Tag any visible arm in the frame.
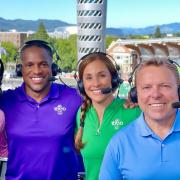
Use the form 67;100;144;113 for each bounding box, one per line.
99;141;122;180
123;94;138;109
0;109;8;158
0;110;5;132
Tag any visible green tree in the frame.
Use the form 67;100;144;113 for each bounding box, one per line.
154;26;162;38
174;32;180;37
127;34;150;39
31;22;49;41
1;42;17;64
106;36;118;49
49;35;77;72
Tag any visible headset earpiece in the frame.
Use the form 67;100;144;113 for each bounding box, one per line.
51;63;61;76
129;86;138;103
128;63;140;103
77;79;85;95
128;75;138;103
112;72;123;89
15;64;22;77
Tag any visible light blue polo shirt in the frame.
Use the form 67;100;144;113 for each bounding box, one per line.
99;110;180;180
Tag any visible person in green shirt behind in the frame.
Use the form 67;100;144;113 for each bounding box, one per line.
75;52;141;180
118;81;131;99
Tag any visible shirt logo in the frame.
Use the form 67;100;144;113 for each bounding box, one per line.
111;119;123;130
54;104;66;115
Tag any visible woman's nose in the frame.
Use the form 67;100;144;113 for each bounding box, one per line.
92;77;100;86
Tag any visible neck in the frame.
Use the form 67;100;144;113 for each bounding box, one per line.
25;84;51;103
144;112;176;139
92;95;114;123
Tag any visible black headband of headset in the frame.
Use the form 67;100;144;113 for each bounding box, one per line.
21;40;54;57
129;58;180;84
15;39;61;62
78;51;120;72
23;40;52;49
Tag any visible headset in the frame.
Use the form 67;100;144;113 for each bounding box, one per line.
14;40;61;77
75;52;123;95
128;59;180;103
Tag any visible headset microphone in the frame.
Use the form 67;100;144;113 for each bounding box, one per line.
101;87;114;94
172;102;180;109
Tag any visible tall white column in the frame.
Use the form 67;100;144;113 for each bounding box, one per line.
77;0;107;60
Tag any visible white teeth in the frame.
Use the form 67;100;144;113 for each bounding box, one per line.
32;77;43;83
151;104;164;107
93;90;101;93
32;77;43;80
92;89;102;94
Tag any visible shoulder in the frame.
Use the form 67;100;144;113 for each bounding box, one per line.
109;116;140;147
56;83;80;95
177;109;180;116
54;83;82;104
55;83;81;97
114;98;125;105
3;85;23;97
0;87;18;100
114;98;141;114
76;107;81;126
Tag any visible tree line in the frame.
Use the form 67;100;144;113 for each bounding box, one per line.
1;22;118;72
0;23;171;72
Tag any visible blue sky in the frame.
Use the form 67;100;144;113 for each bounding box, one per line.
0;0;180;28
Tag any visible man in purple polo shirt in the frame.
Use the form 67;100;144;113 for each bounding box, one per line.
0;40;82;180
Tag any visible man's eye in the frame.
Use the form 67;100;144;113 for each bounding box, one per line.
142;86;150;89
162;84;170;88
41;63;49;67
26;64;33;67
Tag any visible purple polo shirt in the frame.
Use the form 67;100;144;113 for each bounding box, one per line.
0;83;82;180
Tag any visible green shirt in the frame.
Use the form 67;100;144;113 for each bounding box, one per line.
76;98;141;180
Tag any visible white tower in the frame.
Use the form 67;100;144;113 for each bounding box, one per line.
77;0;107;60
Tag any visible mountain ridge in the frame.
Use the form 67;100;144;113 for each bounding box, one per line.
0;17;180;36
0;17;73;32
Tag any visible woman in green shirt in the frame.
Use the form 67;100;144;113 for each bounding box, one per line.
75;52;141;180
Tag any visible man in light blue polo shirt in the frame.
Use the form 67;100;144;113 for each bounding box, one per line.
99;59;180;179
0;40;82;180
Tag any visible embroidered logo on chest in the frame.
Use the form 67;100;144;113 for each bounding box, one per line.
111;119;123;130
54;104;66;115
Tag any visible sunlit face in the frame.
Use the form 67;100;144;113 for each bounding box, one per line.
83;59;114;106
136;65;179;123
21;46;52;99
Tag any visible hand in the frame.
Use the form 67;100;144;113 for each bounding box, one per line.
123;96;138;109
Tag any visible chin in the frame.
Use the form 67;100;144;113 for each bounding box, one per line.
93;98;108;104
30;85;47;92
149;113;167;121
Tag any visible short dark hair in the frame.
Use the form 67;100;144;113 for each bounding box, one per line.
20;40;53;59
